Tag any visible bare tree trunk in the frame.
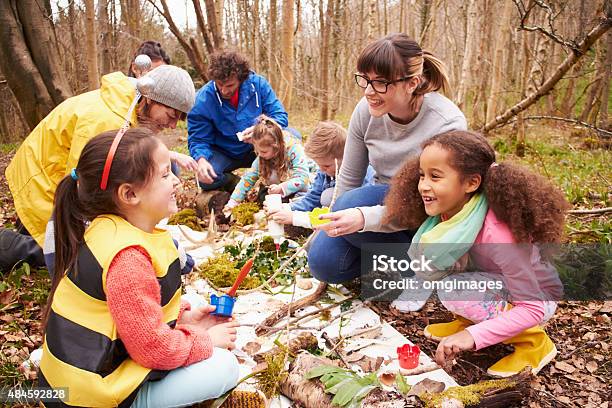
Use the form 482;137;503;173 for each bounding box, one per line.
320;0;332;120
580;35;607;123
98;0;112;75
0;0;72;129
148;0;208;82
253;0;260;70
268;0;278;89
473;0;492;126
399;0;405;32
204;0;224;49
280;0;295;109
485;0;513;124
119;0;141;47
84;0;100;90
598;31;611;126
455;0;478;111
368;0;377;40
483;17;612;132
516;28;531;157
192;0;215;55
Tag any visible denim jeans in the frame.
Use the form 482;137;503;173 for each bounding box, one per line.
131;347;240;408
307;184;413;283
199;127;301;191
200;146;257;191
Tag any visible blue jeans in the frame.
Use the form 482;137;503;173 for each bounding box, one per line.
200;146;256;191
200;127;302;191
307;184;414;283
131;347;240;408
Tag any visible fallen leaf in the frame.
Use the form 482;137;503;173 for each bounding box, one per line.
555;361;576;373
585;361;598;373
242;341;262;355
4;333;23;342
557;396;571;404
378;372;395;387
407;378;445;396
582;332;597;341
296;278;313;290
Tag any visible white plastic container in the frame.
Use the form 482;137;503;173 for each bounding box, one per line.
264;194;285;239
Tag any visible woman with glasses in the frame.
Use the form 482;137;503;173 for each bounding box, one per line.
308;33;467;293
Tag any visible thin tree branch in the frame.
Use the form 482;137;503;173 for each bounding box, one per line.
483;17;612;132
505;115;612;137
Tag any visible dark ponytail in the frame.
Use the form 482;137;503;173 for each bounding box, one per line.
43;128;161;331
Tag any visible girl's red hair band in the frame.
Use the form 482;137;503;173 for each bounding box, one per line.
100;126;129;190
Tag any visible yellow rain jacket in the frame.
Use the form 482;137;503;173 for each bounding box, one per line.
5;72;137;246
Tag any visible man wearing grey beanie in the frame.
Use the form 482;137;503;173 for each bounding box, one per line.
1;63;198;274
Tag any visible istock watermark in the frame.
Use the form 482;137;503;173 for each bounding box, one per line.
360;243;611;302
371;254;433;273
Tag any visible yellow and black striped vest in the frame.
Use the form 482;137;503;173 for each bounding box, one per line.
39;215;182;407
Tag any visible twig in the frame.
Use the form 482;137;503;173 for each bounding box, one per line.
255;281;328;336
505;115;612;137
178;224;213;245
561;335;611;359
195;173;202;194
289;296;358;326
568;207;612;215
238;232;316;295
399;362;442;376
322;332;350;368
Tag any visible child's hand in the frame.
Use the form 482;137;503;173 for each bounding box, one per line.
271;207;294;225
223;199;239;217
434;329;475;366
208;321;240;350
268;184;283;195
179;305;231;329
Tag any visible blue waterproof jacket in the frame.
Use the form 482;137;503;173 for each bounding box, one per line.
187;72;288;161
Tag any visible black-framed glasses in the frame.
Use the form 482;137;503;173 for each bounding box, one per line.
354;73;412;94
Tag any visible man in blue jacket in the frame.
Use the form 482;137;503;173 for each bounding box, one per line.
188;51;292;191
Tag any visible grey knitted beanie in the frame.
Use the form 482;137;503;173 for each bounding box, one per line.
143;65;195;113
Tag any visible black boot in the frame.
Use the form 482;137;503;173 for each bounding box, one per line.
0;229;46;273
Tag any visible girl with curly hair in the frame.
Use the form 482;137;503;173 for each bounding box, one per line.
224;116;311;210
384;130;569;377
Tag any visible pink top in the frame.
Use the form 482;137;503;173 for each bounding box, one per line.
464;210;563;350
106;246;213;370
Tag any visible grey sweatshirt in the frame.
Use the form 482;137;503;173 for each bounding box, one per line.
337;92;467;233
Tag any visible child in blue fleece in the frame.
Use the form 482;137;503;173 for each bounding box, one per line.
267;122;374;228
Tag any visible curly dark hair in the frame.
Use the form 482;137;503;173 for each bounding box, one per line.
208;51;251;82
384;130;570;243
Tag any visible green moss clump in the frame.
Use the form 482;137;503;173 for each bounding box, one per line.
419;379;515;408
198;253;259;290
260;236;277;252
231;202;261;225
167;208;203;231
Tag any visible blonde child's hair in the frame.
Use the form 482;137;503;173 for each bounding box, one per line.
305;121;347;160
251;115;288;183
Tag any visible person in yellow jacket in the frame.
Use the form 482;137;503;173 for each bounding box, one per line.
1;64;197;272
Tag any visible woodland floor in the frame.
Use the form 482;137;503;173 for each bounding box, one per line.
0;119;610;407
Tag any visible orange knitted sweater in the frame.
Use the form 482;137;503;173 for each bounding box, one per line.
106;246;213;370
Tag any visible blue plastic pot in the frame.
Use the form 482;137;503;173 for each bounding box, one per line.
210;294;236;317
